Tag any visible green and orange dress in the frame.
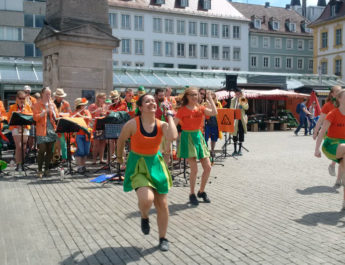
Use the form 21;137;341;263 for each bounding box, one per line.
123;117;172;194
176;105;210;159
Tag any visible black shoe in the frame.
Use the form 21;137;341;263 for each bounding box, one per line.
237;150;242;156
197;191;211;203
21;164;25;171
159;238;169;252
141;218;150;235
15;164;19;171
189;194;199;206
232;151;238;156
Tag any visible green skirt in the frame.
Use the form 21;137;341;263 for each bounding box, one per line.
322;136;345;163
123;151;172;194
178;130;210;159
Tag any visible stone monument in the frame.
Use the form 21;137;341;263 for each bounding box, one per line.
35;0;119;104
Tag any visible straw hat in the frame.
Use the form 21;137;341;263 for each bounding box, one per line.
23;85;31;92
110;90;120;99
75;97;88;107
53;88;67;98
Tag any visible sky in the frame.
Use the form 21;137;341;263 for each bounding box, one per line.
231;0;321;8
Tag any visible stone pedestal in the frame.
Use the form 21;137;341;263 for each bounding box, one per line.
35;0;119;106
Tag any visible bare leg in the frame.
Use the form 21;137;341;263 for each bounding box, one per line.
153;191;169;238
187;158;198;194
13;135;22;164
136;187;154;218
99;140;106;163
199;157;212;193
92;139;100;163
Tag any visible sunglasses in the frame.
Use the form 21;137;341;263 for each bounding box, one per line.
18;97;26;100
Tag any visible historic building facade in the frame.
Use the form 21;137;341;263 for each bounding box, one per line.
108;0;249;71
232;2;313;74
309;0;345;81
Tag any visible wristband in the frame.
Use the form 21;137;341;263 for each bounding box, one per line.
167;113;174;117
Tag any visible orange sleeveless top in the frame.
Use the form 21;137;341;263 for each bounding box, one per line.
131;117;163;155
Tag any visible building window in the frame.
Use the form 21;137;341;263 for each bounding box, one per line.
336;28;342;46
122;61;131;67
189;22;197;35
297;58;304;69
233;68;241;71
113;48;118;54
335;59;342;76
321;32;328;49
274;57;281;68
121;39;131;54
200;23;208;37
177;20;185;35
286;39;293;49
134;16;144;31
153;41;162;56
331;5;336;17
308;40;313;50
0;26;23;41
308;59;313;70
263;37;270;48
135;40;144;55
24;14;45;28
211;46;219;60
297;40;304;50
289;23;296;32
250;56;257;68
222;25;230;38
1;0;23;11
177;43;185;57
222;46;230;60
135;62;144;67
153;18;162;32
251;36;258;48
165;42;174;57
25;43;41;57
233;47;240;60
154;63;174;68
211;24;219;38
211;67;219;70
274;38;282;49
286;57;292;69
263;56;270;68
165;19;174;34
200;66;208;70
109;13;117;28
200;45;208;59
121;14;131;29
188;44;197;58
233;26;240;39
321;61;327;74
254;19;261;29
272;21;280;30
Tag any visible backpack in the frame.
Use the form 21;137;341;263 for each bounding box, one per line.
296;103;301;114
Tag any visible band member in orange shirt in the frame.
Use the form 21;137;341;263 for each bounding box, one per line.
8;91;32;171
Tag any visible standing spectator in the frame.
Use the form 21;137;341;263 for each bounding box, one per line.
308;102;317;135
294;98;311;136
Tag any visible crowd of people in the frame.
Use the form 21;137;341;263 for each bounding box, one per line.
1;84;249;251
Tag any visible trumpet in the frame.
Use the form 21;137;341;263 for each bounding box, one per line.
239;97;248;106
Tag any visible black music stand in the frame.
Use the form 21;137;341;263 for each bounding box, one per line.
56;118;88;176
9;112;34;176
93;111;130;174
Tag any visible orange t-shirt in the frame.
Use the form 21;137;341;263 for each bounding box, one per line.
326;108;345;139
176;105;205;131
321;101;335;115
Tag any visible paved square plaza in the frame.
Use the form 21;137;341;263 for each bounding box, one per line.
1;131;345;265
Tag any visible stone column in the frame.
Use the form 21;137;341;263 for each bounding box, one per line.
35;0;119;106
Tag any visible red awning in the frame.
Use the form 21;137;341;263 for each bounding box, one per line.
216;89;310;100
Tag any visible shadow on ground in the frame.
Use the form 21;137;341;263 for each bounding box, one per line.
60;246;158;265
296;186;339;195
126;202;194;218
295;210;345;227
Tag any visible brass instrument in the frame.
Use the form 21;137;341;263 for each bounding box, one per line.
239;97;248;107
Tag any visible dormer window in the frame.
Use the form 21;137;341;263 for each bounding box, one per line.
254;19;261;29
331;5;336;16
289;23;296;32
200;0;211;10
272;21;280;30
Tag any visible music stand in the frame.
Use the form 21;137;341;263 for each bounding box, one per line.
56;118;88;176
9;112;34;176
93;111;130;174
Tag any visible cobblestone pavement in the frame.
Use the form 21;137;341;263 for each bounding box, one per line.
1;131;345;265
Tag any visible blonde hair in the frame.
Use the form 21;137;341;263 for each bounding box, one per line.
181;87;199;107
327;85;342;102
335;89;345;107
95;93;106;107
